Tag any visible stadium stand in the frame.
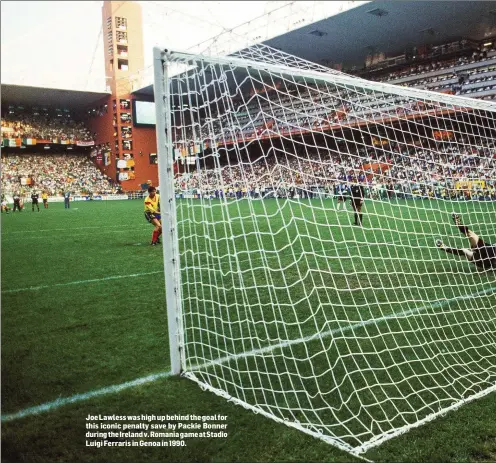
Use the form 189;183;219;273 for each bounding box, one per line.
0;105;116;200
168;40;496;203
1;154;116;197
1;106;93;142
172;40;496;150
175;138;496;201
360;41;496;101
2;40;494;204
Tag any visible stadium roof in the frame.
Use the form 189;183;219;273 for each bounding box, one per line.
133;0;496;99
263;1;496;68
1;84;110;110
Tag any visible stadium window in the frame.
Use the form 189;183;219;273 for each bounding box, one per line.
116;31;127;44
122;140;132;151
149;153;158;165
120;99;130;110
115;16;127;30
117;45;128;57
120;112;131;123
117;59;129;71
121;127;132;138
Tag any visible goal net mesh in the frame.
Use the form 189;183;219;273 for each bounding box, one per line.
157;45;496;456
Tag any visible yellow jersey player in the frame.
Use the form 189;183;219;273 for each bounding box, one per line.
42;191;49;209
144;186;162;246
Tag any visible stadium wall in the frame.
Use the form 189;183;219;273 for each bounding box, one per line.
84;95;116;180
84;94;158;192
126;98;158;189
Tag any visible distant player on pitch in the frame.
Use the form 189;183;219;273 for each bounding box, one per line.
436;213;496;270
336;182;348;211
42;190;49;209
350;176;366;226
13;193;22;212
1;198;10;214
31;191;40;212
144;186;162;246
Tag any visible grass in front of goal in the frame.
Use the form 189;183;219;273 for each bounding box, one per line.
1;198;495;462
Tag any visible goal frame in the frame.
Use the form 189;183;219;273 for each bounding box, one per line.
152;45;496;458
153;47;184;376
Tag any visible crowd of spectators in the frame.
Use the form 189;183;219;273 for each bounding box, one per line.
1;154;116;197
175;138;496;201
1;107;94;142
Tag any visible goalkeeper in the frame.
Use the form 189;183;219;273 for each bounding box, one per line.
144;186;162;246
436;213;496;270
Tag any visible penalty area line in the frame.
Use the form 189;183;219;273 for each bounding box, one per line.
2;285;494;423
1;371;172;422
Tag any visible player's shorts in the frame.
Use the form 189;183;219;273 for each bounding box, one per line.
43;199;47;203
472;240;496;270
351;198;363;209
144;212;161;223
32;199;39;204
337;195;347;202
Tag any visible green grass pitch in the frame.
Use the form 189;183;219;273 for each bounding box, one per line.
1;198;495;462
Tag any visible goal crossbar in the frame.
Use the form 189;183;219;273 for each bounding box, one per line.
158;47;496;112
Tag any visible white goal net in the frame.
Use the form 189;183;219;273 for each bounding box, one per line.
153;45;496;457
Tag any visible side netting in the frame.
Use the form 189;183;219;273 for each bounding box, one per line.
153;46;496;457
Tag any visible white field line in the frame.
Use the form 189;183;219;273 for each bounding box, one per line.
1;371;172;422
2;285;494;422
2;271;163;294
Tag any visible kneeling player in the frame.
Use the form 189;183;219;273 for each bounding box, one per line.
1;199;10;213
144;186;162;246
436;213;496;270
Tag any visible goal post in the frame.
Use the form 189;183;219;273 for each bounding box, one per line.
153;45;496;457
153;47;183;376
